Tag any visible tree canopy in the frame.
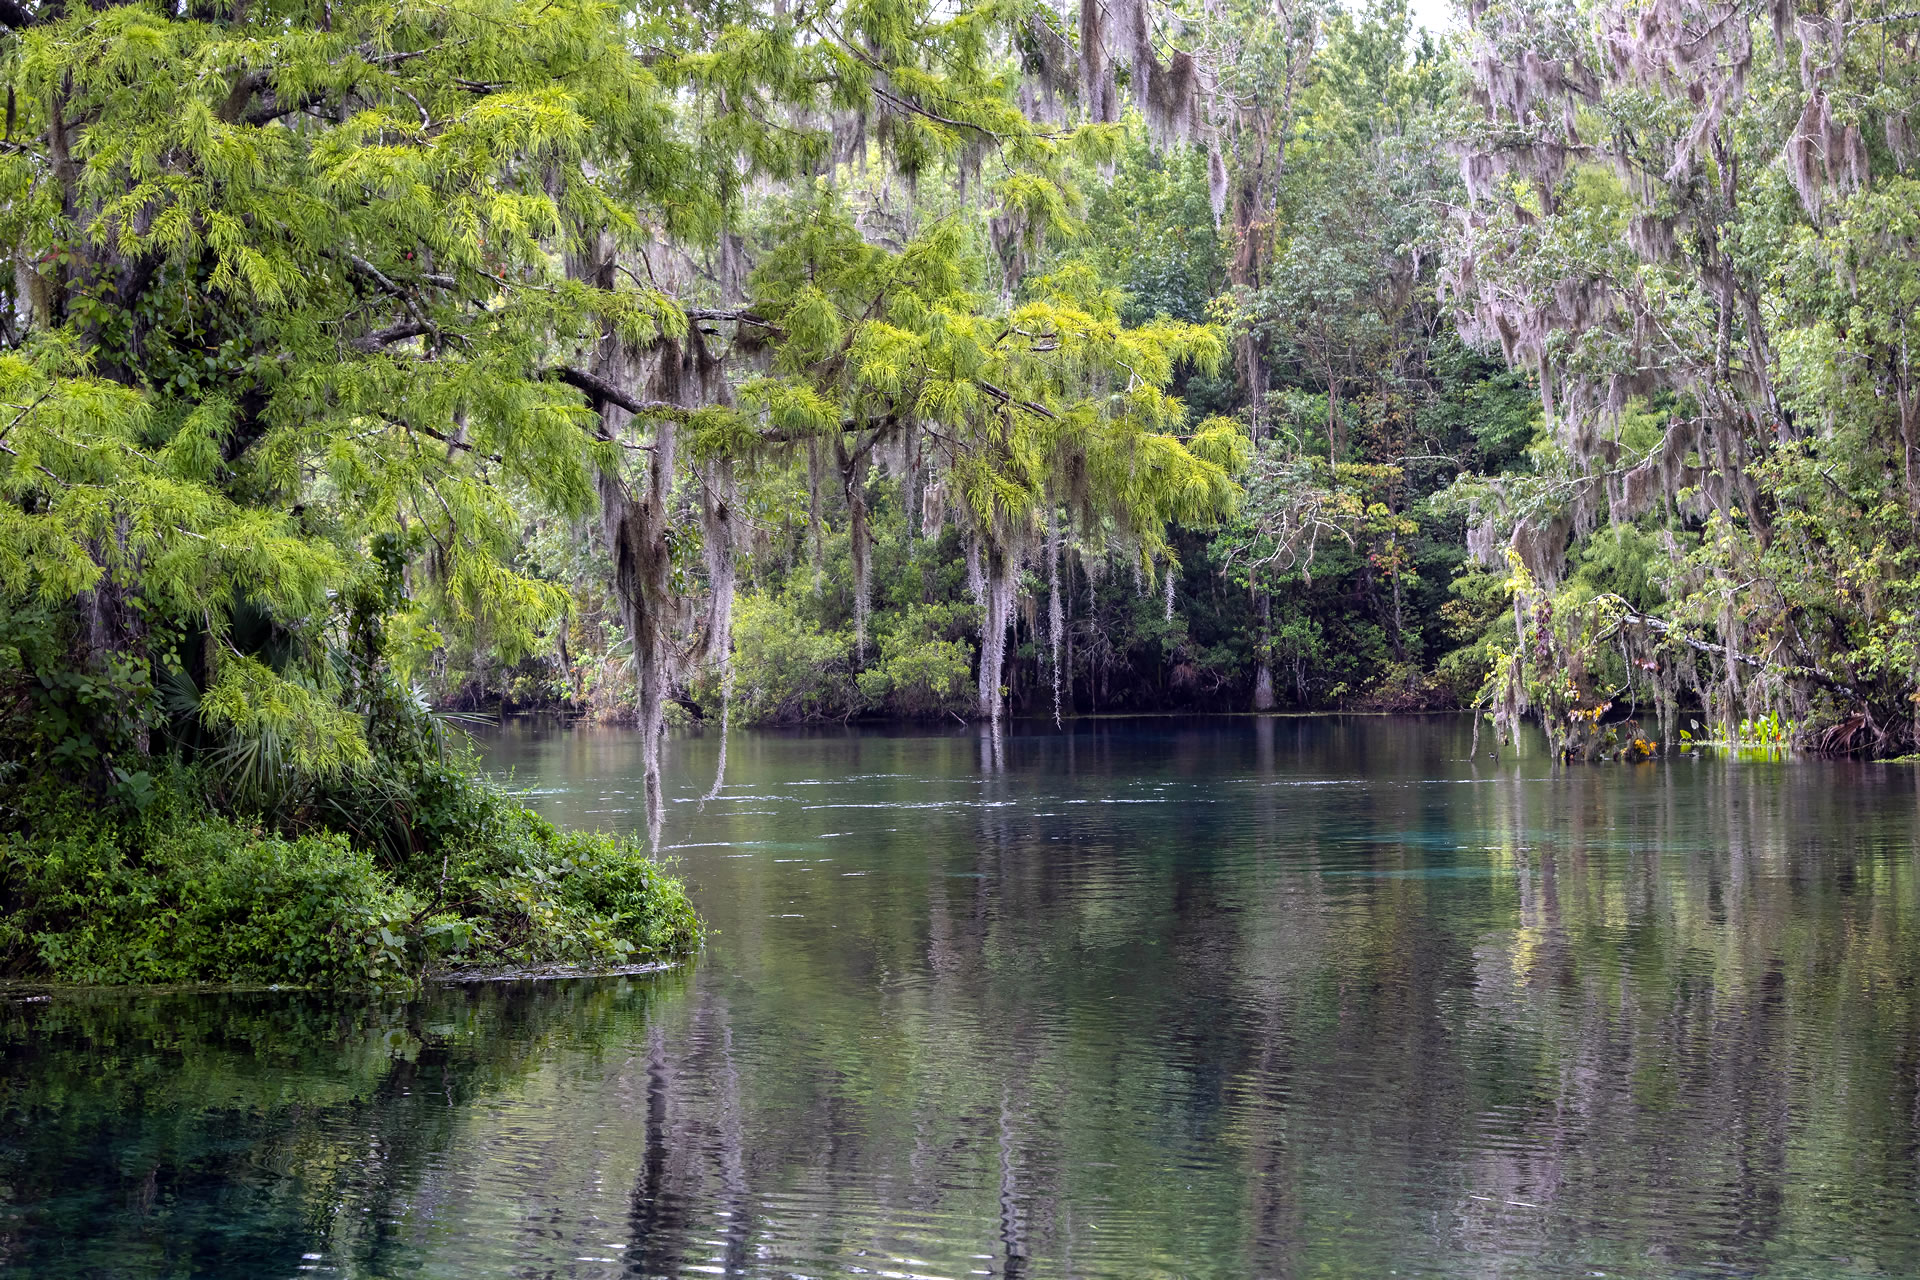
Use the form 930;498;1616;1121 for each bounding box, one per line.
0;0;1247;833
9;0;1920;859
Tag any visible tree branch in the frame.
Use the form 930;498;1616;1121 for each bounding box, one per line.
549;365;684;418
353;320;434;353
346;253;440;351
389;415;502;464
1602;598;1857;699
218;70;266;125
977;379;1056;420
243;88;333;127
688;307;786;335
0;436;67;487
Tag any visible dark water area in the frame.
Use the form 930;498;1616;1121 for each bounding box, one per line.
6;716;1920;1278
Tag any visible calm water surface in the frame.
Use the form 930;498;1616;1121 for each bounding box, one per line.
6;716;1920;1278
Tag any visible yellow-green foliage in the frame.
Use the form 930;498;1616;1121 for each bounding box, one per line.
1;0;1224;733
742;187;1244;578
0;0;695;681
197;657;372;778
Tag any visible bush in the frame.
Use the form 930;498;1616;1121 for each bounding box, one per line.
700;592;979;723
0;767;700;988
856;603;977;718
723;592;863;721
374;760;702;968
0;779;415;985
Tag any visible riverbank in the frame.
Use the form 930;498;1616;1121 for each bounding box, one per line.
0;766;700;989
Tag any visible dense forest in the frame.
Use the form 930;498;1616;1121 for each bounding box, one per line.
4;0;1920;980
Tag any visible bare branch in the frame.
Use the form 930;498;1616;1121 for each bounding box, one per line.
550;365;684;418
1601;597;1858;699
353;320;433;352
977;379;1056;420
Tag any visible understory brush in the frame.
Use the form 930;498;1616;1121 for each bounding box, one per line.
0;611;700;989
0;766;699;988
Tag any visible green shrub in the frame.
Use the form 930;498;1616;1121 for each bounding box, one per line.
0;780;416;985
0;767;700;988
374;761;702;968
856;603;977;718
700;592;979;723
723;592;863;721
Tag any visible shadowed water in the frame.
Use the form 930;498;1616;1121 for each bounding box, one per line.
5;715;1920;1278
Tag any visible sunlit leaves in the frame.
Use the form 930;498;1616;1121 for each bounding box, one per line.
0;0;719;688
198;655;372;779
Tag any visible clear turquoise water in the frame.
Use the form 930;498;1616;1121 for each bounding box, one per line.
5;715;1920;1278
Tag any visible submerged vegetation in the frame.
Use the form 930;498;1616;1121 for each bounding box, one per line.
4;0;1920;976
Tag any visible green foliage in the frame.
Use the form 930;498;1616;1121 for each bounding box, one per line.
26;0;1919;802
1568;525;1666;615
1444;0;1920;754
857;604;979;718
1073;136;1226;327
1737;712;1794;749
0;775;417;986
0;765;698;987
197;656;373;782
720;592;864;723
390;760;701;966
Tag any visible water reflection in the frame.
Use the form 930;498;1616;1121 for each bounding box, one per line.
0;976;693;1277
3;717;1919;1278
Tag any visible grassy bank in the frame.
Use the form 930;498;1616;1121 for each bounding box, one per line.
0;765;699;989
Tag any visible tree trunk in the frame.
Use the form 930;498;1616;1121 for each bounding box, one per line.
838;437;872;657
1047;507;1064;726
1390;563;1405;661
1327;376;1344;464
700;457;738;672
571;235;735;842
1252;576;1276;711
597;421;677;844
807;438;825;594
1896;368;1919;528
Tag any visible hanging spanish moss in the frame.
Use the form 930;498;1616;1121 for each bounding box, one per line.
1445;0;1918;754
1047;506;1064;727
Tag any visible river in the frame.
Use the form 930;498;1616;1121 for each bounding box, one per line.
4;716;1920;1277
